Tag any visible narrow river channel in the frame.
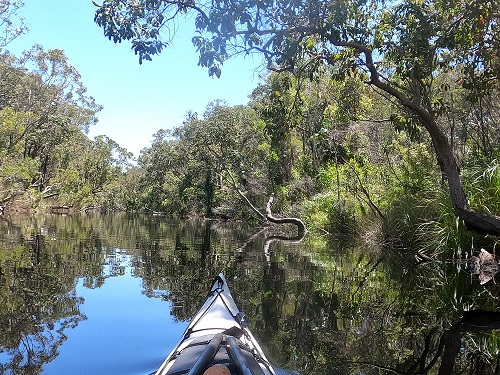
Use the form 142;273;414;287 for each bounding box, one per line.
1;213;499;374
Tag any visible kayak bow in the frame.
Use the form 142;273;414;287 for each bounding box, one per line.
155;274;275;375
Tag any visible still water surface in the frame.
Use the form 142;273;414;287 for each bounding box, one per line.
1;213;499;375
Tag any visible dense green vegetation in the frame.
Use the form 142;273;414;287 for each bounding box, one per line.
95;0;500;234
1;2;499;373
0;41;132;213
1;1;499;250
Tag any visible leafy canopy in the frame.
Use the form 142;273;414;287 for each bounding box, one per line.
94;0;500;235
95;0;498;93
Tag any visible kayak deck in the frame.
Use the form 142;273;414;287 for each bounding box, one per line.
155;274;275;375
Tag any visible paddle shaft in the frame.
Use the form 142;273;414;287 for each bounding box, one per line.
187;333;224;375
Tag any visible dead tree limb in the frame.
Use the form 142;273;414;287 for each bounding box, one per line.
225;169;267;222
224;170;307;236
266;195;307;236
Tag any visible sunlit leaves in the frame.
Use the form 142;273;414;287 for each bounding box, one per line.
390;113;422;141
94;0;499;111
134;102;269;215
464;158;500;215
95;0;169;64
0;108;30;153
91;0;500;233
54;134;132;209
0;46;118;210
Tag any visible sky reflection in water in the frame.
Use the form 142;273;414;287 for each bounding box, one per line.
46;254;187;375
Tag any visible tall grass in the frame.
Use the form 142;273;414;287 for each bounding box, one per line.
300;133;499;259
383;158;500;259
465;158;500;215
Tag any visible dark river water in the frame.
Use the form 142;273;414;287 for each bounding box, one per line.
1;213;499;375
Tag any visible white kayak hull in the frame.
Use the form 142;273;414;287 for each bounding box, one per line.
155;274;275;375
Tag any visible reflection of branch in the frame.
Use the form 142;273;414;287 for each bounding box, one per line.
349;361;404;374
350;256;384;299
405;328;445;374
402;310;500;375
229;225;306;265
438;329;460;375
263;231;306;262
234;228;267;254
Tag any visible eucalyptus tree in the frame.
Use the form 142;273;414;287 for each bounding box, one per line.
0;46;101;199
250;73;297;186
250;70;372;178
53;134;133;209
136;129;184;212
95;0;500;234
135;104;268;217
421;66;500;164
173;102;269;218
0;0;27;49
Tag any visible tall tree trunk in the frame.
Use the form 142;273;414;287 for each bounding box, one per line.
426;117;500;234
358;44;500;235
389;90;500;235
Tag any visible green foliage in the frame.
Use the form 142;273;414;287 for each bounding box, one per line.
49;134;132;210
131;103;270;218
3;0;499;244
378;135;496;255
0;46;133;212
94;0;500;235
464;158;500;216
378;134;445;247
415;195;475;258
389;113;422;141
95;0;499;96
302;192;356;234
250;73;298;185
382;133;438;203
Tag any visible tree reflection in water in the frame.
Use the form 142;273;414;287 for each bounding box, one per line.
0;213;499;375
0;232;86;374
424;309;500;375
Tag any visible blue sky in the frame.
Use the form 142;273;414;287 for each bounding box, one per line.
7;1;265;157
